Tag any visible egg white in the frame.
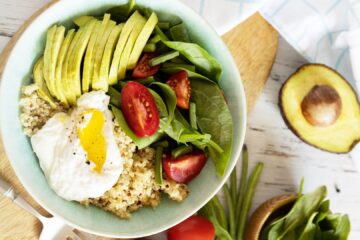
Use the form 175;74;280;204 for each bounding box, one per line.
31;91;123;201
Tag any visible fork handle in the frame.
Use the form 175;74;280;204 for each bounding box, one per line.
0;177;44;220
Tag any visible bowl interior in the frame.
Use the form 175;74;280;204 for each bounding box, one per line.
0;0;246;237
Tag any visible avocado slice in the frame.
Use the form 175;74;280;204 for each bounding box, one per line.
280;64;360;153
100;24;123;86
92;18;116;91
62;28;82;105
55;29;75;107
33;57;57;108
127;12;158;70
73;15;96;27
82;21;102;93
68;19;97;100
117;17;146;80
49;26;65;102
43;25;56;97
109;11;145;84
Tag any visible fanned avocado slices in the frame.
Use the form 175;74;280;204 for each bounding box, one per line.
117;16;146;80
49;26;65;102
82;21;102;93
73;15;96;27
62;28;82;105
43;25;57;97
55;29;76;107
92;17;116;91
280;64;360;153
100;24;123;86
68;19;97;99
127;12;158;70
33;58;57;108
109;11;145;84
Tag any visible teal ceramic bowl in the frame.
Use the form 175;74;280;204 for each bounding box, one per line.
0;0;246;238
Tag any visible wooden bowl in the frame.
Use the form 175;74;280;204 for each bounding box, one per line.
245;193;298;240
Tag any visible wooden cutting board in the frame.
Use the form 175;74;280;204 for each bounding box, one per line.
0;8;278;239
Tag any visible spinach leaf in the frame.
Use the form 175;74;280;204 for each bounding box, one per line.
267;186;327;240
162;41;222;81
148;89;167;118
150;82;177;130
164;109;212;150
160;65;211;82
190;78;233;176
318;214;351;240
108;86;121;108
111;105;163;149
298;212;318;240
106;0;136;22
169;22;191;42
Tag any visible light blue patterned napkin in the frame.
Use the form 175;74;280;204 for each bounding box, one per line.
180;0;360;92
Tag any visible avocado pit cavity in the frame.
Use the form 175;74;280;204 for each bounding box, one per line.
301;85;342;127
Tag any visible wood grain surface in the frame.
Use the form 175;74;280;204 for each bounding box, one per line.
0;2;278;239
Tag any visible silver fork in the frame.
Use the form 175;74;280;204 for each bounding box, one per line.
0;177;82;240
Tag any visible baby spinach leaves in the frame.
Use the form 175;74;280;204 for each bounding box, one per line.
190;78;233;176
162;41;222;81
260;185;351;240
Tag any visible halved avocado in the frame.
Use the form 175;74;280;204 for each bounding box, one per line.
280;64;360;153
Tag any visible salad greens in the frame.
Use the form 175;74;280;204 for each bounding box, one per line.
260;184;351;240
191;78;233;176
162;41;222;81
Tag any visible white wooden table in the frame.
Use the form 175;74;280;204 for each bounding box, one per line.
1;0;360;239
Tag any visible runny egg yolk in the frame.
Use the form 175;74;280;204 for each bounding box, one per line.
78;109;106;173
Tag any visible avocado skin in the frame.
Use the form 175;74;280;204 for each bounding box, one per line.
279;63;360;153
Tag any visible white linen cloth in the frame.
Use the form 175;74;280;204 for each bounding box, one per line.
180;0;360;92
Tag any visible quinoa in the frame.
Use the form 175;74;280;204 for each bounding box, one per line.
20;84;188;218
19;84;65;136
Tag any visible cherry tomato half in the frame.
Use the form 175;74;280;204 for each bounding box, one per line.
163;150;207;183
132;53;160;78
167;215;215;240
121;81;159;137
166;70;191;109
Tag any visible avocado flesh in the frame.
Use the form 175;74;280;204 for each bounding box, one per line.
127;12;158;70
68;19;96;100
82;21;102;93
280;64;360;153
109;11;145;84
92;18;116;91
54;28;75;107
49;26;66;103
62;28;81;105
43;25;56;97
73;15;95;27
117;16;146;80
100;24;123;86
33;58;57;108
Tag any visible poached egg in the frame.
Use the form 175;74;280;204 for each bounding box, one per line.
31;91;123;201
